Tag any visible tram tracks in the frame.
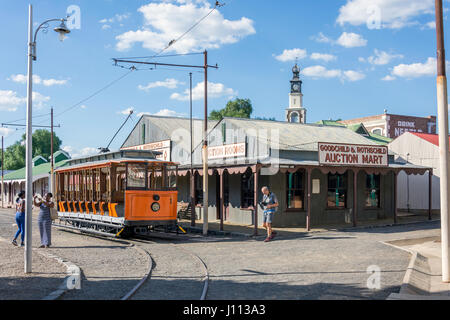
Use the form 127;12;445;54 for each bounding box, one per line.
53;227;209;300
121;236;210;301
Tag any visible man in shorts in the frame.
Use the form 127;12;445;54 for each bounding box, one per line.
260;186;279;242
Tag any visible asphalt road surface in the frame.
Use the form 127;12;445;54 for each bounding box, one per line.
0;208;440;300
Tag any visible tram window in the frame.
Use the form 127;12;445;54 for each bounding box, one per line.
127;164;147;189
167;166;178;189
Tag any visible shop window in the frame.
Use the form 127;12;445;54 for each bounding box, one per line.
194;172;203;206
327;173;347;208
241;168;254;208
365;174;381;208
286;171;304;210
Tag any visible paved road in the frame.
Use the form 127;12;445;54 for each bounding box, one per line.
0;208;441;300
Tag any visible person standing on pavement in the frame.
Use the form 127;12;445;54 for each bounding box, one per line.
260;186;279;242
34;193;54;248
12;191;25;247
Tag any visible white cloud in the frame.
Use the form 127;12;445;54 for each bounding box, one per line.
99;13;131;30
302;66;342;79
336;32;367;48
423;21;436;29
337;0;434;29
138;78;183;91
310;53;337;62
274;49;307;62
0;90;25;111
118;107;135;115
343;70;366;81
138;108;186;118
381;75;396;81
8;74;68;86
302;66;365;82
32;92;51;109
391;57;436;78
171;81;237;101
62;146;98;158
0;127;14;137
367;49;404;65
115;2;255;53
312;32;333;43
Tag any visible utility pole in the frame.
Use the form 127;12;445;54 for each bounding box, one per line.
202;51;209;236
113;51;218;236
50;107;54;194
190;72;196;227
1;135;3;209
435;0;450;283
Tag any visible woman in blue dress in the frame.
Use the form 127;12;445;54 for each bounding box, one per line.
12;191;26;247
34;192;55;248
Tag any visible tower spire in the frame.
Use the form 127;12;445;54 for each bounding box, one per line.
286;62;306;124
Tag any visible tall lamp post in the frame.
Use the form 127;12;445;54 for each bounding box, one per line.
435;0;450;283
25;4;70;273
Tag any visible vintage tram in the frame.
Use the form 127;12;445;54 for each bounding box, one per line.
54;150;179;237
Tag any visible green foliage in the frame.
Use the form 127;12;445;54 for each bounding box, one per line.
209;98;253;120
3;130;62;170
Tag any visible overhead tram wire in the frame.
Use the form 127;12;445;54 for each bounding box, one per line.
54;67;136;119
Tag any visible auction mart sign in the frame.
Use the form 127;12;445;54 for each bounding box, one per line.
318;142;388;167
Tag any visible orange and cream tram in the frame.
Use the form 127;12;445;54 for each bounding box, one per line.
54;150;179;237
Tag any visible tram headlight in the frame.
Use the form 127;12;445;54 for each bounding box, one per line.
151;202;161;212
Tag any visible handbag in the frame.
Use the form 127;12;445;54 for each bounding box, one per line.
50;207;59;220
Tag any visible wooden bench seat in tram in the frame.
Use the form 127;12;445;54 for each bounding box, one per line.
91;201;98;215
71;201;78;213
99;202;106;216
78;201;84;213
107;202;119;217
84;201;90;214
59;201;66;212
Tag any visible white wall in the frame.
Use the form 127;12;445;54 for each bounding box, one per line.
389;132;439;210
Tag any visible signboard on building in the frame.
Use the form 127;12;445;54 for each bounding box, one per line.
208;142;246;160
121;140;171;161
318;142;388;167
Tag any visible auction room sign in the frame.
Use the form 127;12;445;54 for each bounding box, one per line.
318;142;388;167
208;142;246;160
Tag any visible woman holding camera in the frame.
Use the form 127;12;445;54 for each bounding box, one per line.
34;193;54;248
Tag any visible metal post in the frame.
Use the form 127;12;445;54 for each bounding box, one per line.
307;168;311;231
25;4;33;273
436;0;450;282
253;166;259;236
50;107;54;194
220;171;224;232
202;50;209;236
353;169;358;227
1;135;4;209
429;170;433;221
190;72;195;227
394;172;398;224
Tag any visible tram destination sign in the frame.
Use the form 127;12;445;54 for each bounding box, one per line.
121;140;171;161
318;142;388;167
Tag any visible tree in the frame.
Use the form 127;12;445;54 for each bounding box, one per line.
3;130;62;170
209;98;253;120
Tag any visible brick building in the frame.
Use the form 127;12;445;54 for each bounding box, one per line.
339;113;436;139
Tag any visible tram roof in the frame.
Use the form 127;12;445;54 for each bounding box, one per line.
55;150;177;172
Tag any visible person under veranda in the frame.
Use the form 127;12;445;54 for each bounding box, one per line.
260;186;279;242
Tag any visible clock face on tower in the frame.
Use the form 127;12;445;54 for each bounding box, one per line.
292;83;300;92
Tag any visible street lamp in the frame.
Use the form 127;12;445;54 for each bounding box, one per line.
24;4;70;274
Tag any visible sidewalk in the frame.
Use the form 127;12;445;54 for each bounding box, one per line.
386;237;450;300
0;236;76;300
179;214;440;238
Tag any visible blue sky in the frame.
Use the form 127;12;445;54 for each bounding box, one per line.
0;0;448;157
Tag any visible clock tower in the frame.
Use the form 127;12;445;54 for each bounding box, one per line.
286;63;306;123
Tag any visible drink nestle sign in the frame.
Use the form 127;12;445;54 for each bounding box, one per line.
318;142;388;167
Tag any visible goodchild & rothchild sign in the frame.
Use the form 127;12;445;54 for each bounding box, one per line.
318;142;388;167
